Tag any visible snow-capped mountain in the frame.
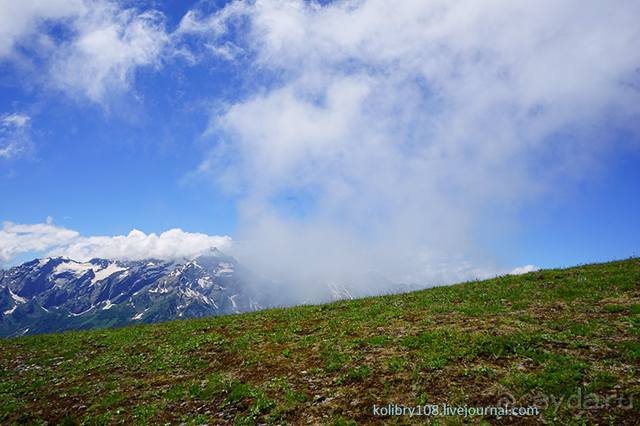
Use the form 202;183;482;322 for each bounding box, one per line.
0;250;290;338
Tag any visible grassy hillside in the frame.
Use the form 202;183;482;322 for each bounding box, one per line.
1;259;639;425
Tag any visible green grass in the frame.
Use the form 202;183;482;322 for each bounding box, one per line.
1;258;639;424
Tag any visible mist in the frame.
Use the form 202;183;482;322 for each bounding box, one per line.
188;0;640;298
3;0;638;302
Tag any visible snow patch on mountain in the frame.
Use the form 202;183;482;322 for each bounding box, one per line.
53;260;95;277
91;263;126;285
328;283;354;300
197;277;211;287
132;309;148;320
68;306;94;317
215;262;234;276
228;294;239;312
9;287;26;304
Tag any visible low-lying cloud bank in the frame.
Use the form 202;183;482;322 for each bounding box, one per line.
0;219;538;292
509;265;540;276
0;219;231;264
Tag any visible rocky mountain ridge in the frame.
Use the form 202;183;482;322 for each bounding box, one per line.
0;250;285;337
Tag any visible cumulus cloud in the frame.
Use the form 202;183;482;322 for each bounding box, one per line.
49;228;232;262
0;220;79;263
0;220;231;265
0;113;32;159
0;0;169;104
192;0;640;289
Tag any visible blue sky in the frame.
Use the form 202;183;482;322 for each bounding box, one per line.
1;0;639;286
1;49;239;236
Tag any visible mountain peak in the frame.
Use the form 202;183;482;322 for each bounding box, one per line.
0;253;254;337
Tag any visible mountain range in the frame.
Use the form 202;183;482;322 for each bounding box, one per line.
0;250;298;338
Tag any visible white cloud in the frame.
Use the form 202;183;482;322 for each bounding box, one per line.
192;0;640;289
509;265;540;276
173;3;249;62
49;5;169;103
0;220;79;262
0;0;169;104
49;228;232;262
1;113;30;128
0;220;232;264
0;0;85;58
0;113;32;159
